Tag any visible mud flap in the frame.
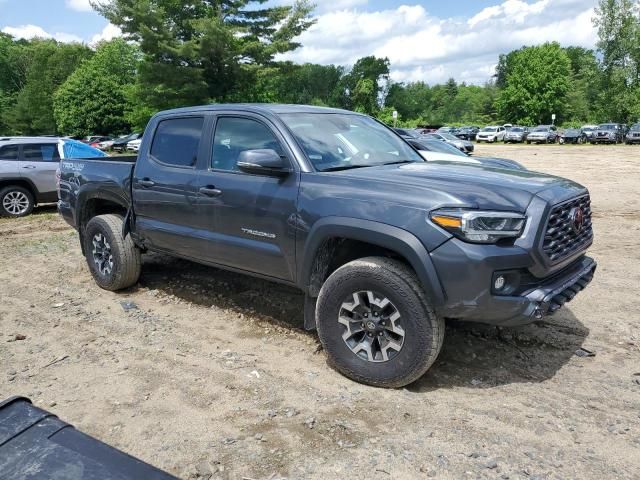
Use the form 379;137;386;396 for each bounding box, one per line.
304;294;318;331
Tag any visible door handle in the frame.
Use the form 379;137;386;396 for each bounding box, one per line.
22;165;36;169
199;186;222;197
138;179;155;188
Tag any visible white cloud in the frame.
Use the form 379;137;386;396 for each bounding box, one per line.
91;23;122;44
280;0;600;85
1;24;83;43
65;0;93;12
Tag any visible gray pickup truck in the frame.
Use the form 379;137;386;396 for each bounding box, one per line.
58;104;596;388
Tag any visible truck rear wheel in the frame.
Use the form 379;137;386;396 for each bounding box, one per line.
84;214;141;291
315;257;444;388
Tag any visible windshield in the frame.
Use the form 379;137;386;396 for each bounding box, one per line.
533;126;549;132
419;140;467;157
510;127;524;132
482;127;498;132
631;124;640;132
438;132;460;141
281;113;423;172
599;124;616;130
565;129;580;135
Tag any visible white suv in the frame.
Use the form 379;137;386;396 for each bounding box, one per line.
476;126;506;143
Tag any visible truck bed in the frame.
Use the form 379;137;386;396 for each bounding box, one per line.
58;156;137;229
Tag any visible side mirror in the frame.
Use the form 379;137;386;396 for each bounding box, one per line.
237;149;291;177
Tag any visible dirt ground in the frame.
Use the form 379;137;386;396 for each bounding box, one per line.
1;144;639;480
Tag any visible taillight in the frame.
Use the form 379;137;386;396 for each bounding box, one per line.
56;169;61;196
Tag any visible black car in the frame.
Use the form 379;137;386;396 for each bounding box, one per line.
455;126;479;141
591;123;625;144
559;128;587;144
111;132;142;152
625;123;640;144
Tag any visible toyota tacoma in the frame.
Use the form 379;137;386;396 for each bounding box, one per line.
58;104;596;388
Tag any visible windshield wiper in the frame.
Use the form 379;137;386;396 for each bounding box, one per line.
321;165;372;172
381;160;417;166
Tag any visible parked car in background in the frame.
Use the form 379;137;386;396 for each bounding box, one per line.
89;136;112;149
592;123;625;144
393;128;420;138
112;132;142;152
0;137;105;217
437;126;459;136
424;132;474;153
455;126;479;141
82;135;108;145
405;138;526;170
559;128;587;144
526;125;558;144
476;126;506;143
503;126;530;143
127;138;142;152
581;125;599;140
625;123;640;144
97;138;116;150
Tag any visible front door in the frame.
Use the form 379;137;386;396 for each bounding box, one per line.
196;115;298;282
132;115;206;257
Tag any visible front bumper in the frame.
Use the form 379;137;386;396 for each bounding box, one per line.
430;236;596;326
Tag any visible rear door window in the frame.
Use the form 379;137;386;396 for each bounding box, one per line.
0;145;20;160
150;117;204;167
22;144;61;162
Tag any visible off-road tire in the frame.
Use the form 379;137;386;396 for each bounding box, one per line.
316;257;445;388
0;186;34;217
84;214;141;291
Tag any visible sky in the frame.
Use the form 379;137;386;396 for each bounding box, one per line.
0;0;601;85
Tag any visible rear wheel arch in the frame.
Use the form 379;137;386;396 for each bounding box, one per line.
0;179;38;200
76;192;129;253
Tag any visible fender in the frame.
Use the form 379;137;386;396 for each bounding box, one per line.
299;216;446;307
75;185;129;227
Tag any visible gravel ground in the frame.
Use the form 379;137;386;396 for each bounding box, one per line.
1;144;639;479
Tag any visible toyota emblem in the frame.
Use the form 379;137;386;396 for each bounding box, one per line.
570;207;585;234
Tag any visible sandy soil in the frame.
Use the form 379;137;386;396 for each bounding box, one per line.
1;144;639;479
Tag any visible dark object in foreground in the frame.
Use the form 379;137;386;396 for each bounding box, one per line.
575;347;596;357
0;397;176;480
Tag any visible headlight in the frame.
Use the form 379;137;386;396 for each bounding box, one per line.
430;209;527;243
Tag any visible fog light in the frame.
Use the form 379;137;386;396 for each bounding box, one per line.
494;275;506;290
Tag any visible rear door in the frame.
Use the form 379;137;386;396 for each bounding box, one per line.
132;115;208;257
0;144;22;183
195;114;299;281
21;143;61;198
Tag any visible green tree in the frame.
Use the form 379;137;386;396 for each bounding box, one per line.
53;39;139;136
593;0;640;122
2;39;92;135
94;0;315;123
496;42;572;125
340;56;390;113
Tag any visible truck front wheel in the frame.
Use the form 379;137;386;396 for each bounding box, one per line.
84;214;141;291
316;257;444;388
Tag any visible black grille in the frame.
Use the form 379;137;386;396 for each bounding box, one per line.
542;195;593;262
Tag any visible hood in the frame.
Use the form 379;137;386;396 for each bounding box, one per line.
326;162;584;213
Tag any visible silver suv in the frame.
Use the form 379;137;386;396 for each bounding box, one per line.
0;137;63;217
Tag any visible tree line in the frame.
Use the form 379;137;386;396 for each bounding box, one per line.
0;0;638;137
